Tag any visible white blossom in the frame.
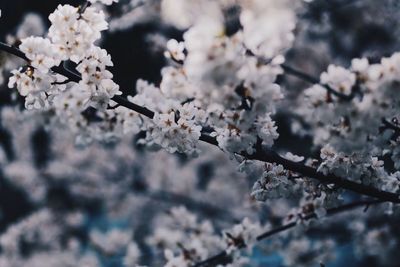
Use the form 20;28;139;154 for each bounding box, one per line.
320;65;356;95
48;5;107;62
256;114;279;147
165;39;186;61
251;164;292;200
19;37;61;72
223;218;262;254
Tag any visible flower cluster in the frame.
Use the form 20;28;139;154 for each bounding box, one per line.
148;206;223;266
151;107;203;154
48;4;107;62
7;0;295;155
320;65;356;95
222;218;263;255
251;164;292;201
298;52;400;199
8;68;67;109
9;4;119;108
7;4;123;143
19;37;61;72
76;46;121;110
148;206;264;267
150;0;293;155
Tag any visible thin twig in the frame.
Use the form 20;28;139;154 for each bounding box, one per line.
78;1;91;15
51;79;72;85
281;64;356;101
245;48;356;101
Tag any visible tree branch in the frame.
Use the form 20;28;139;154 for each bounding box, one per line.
0;42;29;61
1;42;400;204
243;147;400;203
193;199;383;267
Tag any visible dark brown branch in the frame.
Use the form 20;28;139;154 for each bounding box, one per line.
193;199;383;267
0;42;29;61
78;1;91;15
1;41;400;203
112;95;155;119
243;147;400;203
0;42;155;119
51;79;72;85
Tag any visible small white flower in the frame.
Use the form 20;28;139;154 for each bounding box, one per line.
320;65;356;95
257;114;279;147
165;39;186;61
369;156;384;170
351;58;369;74
284;152;305;162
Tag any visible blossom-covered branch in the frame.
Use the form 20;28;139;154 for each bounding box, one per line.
193;199;383;267
1;0;400;266
1;41;399;203
281;64;358;100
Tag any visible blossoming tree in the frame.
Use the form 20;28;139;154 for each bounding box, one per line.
0;0;399;266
